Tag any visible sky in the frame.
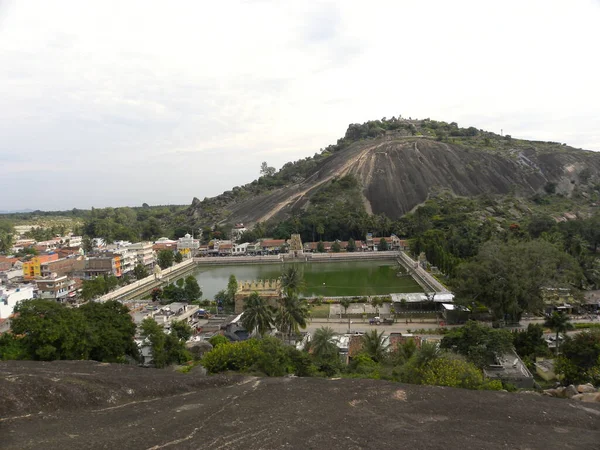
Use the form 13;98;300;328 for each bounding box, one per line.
1;0;600;211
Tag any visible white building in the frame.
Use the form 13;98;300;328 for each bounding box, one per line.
35;275;76;302
0;269;22;285
232;242;250;256
177;234;200;254
128;242;155;268
0;285;35;319
67;235;82;247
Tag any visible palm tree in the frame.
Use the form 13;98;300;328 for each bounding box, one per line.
310;326;338;360
340;298;352;331
280;265;304;298
544;311;574;355
241;292;273;337
361;330;388;362
371;297;384;315
275;295;310;341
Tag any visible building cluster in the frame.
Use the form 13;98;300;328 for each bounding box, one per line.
198;229;407;257
0;230;201;321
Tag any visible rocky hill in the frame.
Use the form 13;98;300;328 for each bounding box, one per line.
1;360;600;449
186;118;600;226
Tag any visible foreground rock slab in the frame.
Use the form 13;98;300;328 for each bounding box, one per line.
2;361;600;450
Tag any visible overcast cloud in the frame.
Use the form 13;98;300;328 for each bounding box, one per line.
1;0;599;211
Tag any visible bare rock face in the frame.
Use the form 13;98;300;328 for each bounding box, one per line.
564;385;579;399
577;383;597;394
186;135;600;226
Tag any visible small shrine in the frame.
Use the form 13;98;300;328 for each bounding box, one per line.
288;233;303;258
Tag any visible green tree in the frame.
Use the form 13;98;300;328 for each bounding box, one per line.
544;312;574;356
80;300;138;362
378;237;389;251
310;326;338;360
361;330;388;362
174;252;184;263
170;320;193;341
82;235;93;254
0;220;14;253
11;300;91;361
331;241;341;253
371;297;384;315
140;318;190;368
133;263;149;280
347;238;356;252
420;355;486;389
226;274;238;308
512;323;550;362
317;241;325;253
440;320;514;368
241;292;273;337
183;275;202;301
157;250;174;269
260;161;276;177
316;224;325;241
340;298;351;317
555;329;600;384
280;265;304;298
454;240;583;320
275;295;309;340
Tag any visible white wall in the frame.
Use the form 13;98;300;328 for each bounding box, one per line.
0;286;35;319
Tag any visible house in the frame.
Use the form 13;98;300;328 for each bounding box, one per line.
40;256;85;278
0;257;20;272
483;349;534;388
35;275;77;302
128;242;156;268
22;253;59;280
0;285;35;319
257;239;287;255
153;237;178;252
232;242;250;256
583;290;600;313
85;254;121;278
441;303;470;325
217;242;233;256
365;233;403;251
0;268;22;285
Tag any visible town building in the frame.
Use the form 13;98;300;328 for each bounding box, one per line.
40;256;85;278
67;235;82;247
483;349;534;388
22;253;59;280
128;242;156;268
177;234;200;255
0;268;22;285
232;242;250;256
35;275;76;302
0;285;35;319
85;255;121;278
153;237;178;253
258;239;287;255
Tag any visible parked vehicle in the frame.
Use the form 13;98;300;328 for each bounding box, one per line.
369;316;394;325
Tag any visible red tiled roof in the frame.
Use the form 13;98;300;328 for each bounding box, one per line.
261;239;286;247
219;244;233;249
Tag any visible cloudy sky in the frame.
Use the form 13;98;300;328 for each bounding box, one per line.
1;0;599;211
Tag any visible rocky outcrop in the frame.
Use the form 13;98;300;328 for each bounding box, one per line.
187;135;600;225
544;384;600;401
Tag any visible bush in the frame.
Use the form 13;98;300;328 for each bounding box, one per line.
208;335;229;348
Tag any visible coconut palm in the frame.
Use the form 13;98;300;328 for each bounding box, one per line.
241;292;273;337
310;326;338;360
361;330;388;362
280;265;304;298
275;295;310;341
544;311;574;355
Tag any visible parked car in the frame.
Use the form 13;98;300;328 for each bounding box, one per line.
369;316;394;325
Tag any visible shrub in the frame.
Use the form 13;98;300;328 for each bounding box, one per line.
209;335;229;348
